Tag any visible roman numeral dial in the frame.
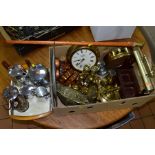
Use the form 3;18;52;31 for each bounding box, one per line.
70;48;98;71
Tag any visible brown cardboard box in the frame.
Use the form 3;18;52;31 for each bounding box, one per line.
51;45;155;115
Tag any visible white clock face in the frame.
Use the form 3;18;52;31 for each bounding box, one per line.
71;48;97;71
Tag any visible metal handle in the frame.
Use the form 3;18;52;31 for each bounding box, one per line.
25;59;32;68
2;61;10;70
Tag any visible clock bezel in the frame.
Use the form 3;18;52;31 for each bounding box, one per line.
66;45;100;71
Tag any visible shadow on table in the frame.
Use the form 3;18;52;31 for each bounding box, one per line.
98;112;135;129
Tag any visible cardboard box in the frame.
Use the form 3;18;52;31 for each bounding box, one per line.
50;45;155;115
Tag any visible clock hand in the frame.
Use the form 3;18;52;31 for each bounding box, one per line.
80;58;85;62
76;62;81;66
76;58;85;66
79;58;85;64
73;59;80;62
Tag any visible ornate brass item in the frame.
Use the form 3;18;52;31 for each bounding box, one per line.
105;47;132;68
57;82;89;105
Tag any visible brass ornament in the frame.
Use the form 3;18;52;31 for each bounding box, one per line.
98;84;120;102
57;82;88;105
83;65;91;72
110;47;131;60
58;67;79;85
72;64;120;103
133;47;154;93
105;47;132;68
80;86;89;95
87;85;98;103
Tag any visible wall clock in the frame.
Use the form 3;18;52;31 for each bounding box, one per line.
66;45;100;71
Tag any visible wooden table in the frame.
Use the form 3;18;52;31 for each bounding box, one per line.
0;26;151;128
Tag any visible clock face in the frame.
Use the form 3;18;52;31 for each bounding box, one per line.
71;48;97;71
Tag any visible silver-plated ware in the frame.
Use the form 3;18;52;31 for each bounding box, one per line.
97;61;108;77
8;64;27;79
28;64;48;83
3;86;29;112
34;86;49;97
3;86;19;101
20;85;36;98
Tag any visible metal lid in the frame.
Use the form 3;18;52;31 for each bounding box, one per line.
8;64;26;78
29;64;47;82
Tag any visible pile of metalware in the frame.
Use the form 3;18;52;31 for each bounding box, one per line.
3;45;155;110
2;60;50;112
